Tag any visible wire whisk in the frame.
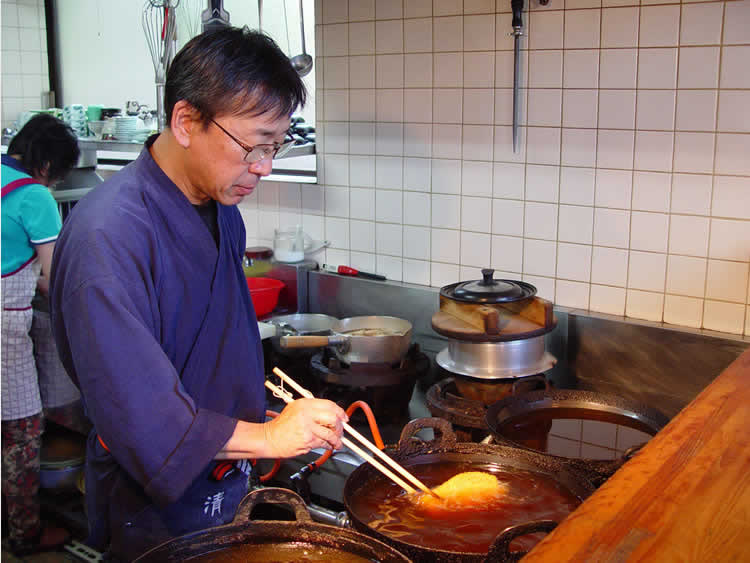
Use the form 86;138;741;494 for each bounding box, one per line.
142;0;178;131
175;0;202;44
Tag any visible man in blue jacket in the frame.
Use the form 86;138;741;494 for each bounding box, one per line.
50;28;347;561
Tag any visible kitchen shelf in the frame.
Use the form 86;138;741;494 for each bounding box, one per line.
77;137;316;160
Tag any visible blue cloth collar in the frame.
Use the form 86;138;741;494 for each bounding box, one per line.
2;154;31;176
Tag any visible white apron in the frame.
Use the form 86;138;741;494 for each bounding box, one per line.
1;258;43;420
31;306;81;408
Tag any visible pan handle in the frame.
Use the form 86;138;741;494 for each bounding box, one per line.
485;519;558;562
279;335;348;348
232;487;313;524
397;417;457;454
280;335;330;348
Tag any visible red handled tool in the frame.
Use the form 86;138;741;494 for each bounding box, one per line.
322;264;386;281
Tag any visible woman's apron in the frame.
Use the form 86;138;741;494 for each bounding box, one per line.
30;303;81;409
1;178;44;421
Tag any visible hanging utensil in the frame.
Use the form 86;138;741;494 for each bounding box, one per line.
175;0;202;43
289;0;313;77
142;0;178;132
201;0;230;34
511;0;524;153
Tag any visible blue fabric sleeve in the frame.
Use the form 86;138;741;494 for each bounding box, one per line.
20;185;62;244
60;273;238;507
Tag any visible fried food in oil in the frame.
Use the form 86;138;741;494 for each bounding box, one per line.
416;471;507;513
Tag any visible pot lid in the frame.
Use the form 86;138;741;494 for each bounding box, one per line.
441;269;537;304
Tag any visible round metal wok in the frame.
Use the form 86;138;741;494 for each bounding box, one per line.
279;315;412;365
344;418;595;562
134;487;411;562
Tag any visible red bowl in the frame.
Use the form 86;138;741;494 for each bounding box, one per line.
246;277;285;317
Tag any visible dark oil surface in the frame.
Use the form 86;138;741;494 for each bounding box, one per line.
496;407;656;460
349;461;581;554
186;543;375;562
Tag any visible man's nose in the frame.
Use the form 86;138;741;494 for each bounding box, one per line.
249;155;273;177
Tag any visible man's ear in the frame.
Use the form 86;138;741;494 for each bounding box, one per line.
170;100;201;149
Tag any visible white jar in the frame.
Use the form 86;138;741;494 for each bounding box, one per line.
273;226;307;263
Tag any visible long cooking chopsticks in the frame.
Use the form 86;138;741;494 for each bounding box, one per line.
264;379;419;495
267;367;440;499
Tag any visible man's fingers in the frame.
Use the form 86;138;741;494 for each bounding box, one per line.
311;424;343;451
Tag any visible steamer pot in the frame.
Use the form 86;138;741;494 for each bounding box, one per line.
433;271;557;388
436;336;556;381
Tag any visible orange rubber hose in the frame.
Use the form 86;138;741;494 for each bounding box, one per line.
309;400;385;469
259;410;281;482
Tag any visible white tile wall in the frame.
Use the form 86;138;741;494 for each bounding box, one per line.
241;0;750;337
1;0;49;128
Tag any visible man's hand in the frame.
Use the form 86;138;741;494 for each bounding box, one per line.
264;398;348;458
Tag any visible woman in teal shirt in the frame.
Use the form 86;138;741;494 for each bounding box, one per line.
1;114;79;555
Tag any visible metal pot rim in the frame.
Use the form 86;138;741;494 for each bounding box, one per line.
436;337;556;380
135;488;411;562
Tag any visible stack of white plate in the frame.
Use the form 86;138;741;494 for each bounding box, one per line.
113;116;138;141
62;104;87;137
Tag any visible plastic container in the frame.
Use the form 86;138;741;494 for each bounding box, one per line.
243;246;274;277
246;277;285;317
273;226;307;263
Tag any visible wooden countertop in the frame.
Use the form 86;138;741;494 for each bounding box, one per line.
523;347;750;562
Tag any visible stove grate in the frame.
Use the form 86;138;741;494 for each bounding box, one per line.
64;539;104;562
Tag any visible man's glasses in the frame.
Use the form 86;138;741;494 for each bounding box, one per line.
210;118;294;163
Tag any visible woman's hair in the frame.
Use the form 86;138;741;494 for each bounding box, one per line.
165;27;306;127
8;114;80;183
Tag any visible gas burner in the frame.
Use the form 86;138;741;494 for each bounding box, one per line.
264;344;322;395
426;378;490;441
310;344;431;428
426;375;548;442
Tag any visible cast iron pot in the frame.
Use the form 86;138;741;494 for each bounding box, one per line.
134;487;411;562
343;418;596;563
485;389;670;487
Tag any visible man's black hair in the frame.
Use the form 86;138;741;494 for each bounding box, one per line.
8;114;80;184
165;27;306;127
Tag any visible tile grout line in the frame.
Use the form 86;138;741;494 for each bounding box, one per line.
587;0;606;312
659;0;685;326
622;1;642;320
702;0;725;331
555;0;569;307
